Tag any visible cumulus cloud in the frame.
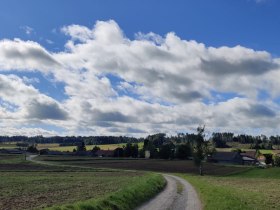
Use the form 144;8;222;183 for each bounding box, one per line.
0;39;60;72
1;20;280;136
26;99;69;120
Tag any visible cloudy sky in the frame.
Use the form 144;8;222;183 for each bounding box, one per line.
0;0;280;136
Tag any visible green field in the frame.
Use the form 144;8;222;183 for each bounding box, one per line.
0;154;164;210
179;168;280;210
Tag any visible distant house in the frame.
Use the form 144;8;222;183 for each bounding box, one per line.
93;150;114;157
240;151;258;165
208;152;243;165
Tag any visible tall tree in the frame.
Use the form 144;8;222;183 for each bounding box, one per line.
193;125;206;176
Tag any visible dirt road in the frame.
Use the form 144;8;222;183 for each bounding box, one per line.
137;174;202;210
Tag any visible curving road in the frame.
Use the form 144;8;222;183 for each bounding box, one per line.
137;174;202;210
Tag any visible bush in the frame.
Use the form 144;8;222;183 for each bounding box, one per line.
27;145;38;153
264;154;273;165
274;155;280;167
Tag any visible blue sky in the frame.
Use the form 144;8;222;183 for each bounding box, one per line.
0;0;280;136
1;0;279;53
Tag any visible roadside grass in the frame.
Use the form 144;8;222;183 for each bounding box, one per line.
47;173;165;210
179;167;280;210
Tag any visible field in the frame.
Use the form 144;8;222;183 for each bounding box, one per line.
2;152;280;210
0;142;144;152
0;154;164;210
36;155;280;209
36;155;249;176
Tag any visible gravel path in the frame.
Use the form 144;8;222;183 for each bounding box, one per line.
137;174;202;210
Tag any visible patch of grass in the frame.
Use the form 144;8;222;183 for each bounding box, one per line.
47;173;166;210
176;181;183;195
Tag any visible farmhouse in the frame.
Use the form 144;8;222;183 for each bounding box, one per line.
240;151;258;165
208;152;243;165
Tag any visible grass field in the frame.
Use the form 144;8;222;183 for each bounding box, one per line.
178;167;280;210
0;154;164;210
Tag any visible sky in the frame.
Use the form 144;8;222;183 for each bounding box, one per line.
0;0;280;137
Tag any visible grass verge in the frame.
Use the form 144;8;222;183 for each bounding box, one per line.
47;173;166;210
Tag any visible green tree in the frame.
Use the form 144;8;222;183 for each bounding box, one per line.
77;141;86;152
193;125;207;176
159;143;175;159
27;145;38;153
175;143;192;159
92;145;100;153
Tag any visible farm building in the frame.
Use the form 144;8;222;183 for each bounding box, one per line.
208;152;243;165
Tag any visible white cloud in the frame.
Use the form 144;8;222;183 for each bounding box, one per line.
0;39;61;72
1;20;280;136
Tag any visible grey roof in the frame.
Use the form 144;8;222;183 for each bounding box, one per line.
211;152;240;161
